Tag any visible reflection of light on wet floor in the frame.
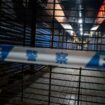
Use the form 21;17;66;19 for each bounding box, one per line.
64;95;77;105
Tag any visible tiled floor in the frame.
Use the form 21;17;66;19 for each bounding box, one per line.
13;67;105;105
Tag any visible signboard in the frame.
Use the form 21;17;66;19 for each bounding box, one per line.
96;0;105;24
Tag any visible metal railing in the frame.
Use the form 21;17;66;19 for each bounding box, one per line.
1;66;104;105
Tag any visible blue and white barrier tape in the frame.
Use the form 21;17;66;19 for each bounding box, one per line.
0;44;105;70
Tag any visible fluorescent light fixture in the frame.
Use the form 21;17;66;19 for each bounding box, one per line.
80;27;83;31
80;31;83;35
79;11;82;17
78;18;83;24
61;23;74;35
66;30;74;35
80;25;83;35
80;24;83;27
84;33;90;36
61;23;73;30
91;25;99;31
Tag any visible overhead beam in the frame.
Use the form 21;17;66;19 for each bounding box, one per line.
47;0;76;36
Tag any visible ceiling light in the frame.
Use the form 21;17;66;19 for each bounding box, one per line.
66;30;74;35
80;27;83;31
84;33;90;36
91;25;99;31
78;18;83;24
61;23;73;30
79;11;82;17
80;24;83;27
80;31;83;35
61;23;74;35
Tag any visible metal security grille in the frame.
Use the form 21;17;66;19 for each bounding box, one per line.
0;0;105;105
7;67;105;105
0;1;46;104
36;0;105;51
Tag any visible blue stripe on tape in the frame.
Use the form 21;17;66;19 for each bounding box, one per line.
0;44;13;61
86;52;105;69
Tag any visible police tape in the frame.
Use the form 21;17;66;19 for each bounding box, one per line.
0;44;105;70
